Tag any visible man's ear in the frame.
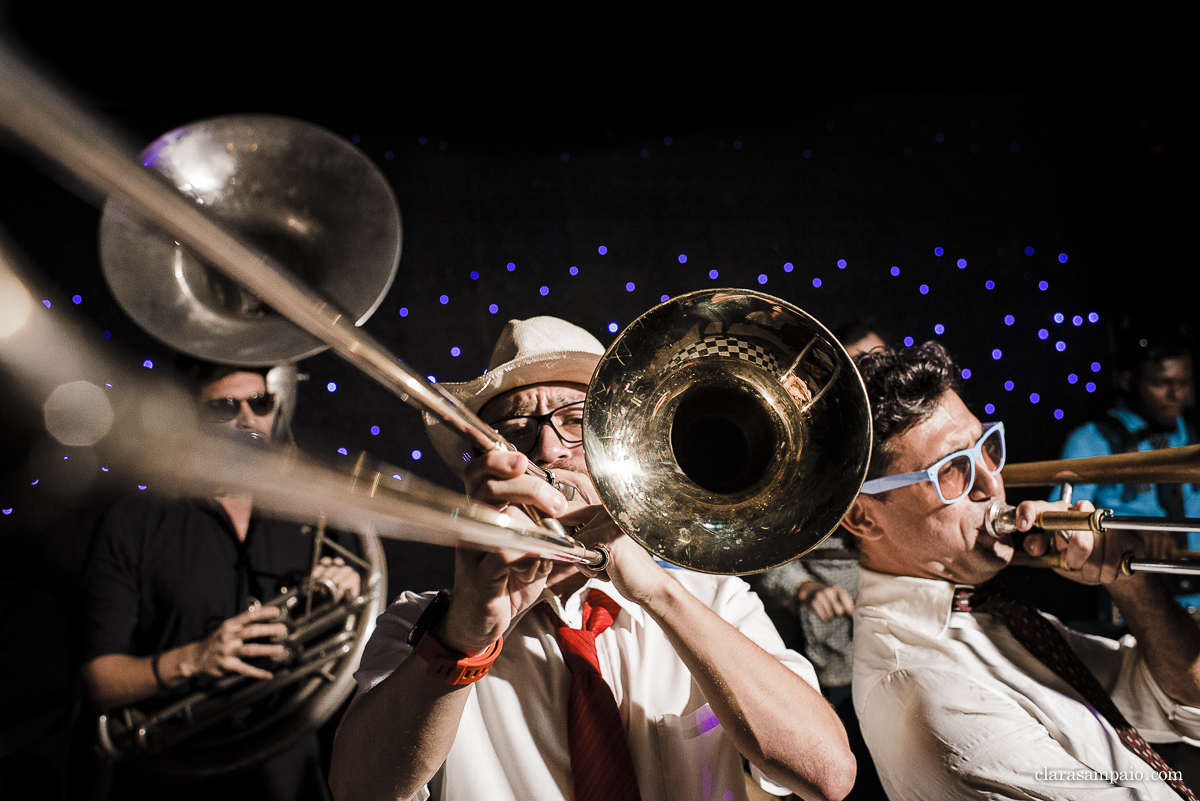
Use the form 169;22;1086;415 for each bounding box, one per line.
841;496;885;542
1116;369;1133;396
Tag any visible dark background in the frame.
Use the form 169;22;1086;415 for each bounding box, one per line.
0;10;1187;621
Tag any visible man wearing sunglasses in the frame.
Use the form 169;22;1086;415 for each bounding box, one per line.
331;316;855;801
80;363;358;801
841;341;1200;800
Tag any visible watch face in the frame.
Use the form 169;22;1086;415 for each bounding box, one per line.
407;590;452;647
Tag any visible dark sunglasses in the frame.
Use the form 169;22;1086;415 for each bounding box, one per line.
202;392;276;423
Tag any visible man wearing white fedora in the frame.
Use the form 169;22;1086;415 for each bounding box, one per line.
330;316;855;801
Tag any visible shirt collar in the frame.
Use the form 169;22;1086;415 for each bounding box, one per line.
857;567;971;638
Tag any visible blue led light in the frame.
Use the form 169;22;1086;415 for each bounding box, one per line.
439;295;449;305
540;286;549;296
42;299;50;308
837;259;847;269
904;336;915;347
1091;362;1101;373
733;140;743;150
488;303;498;314
1058;253;1068;263
418;136;427;145
101;467;109;471
31;479;38;486
1085;382;1097;393
427;376;437;383
986;280;995;290
1055;341;1066;352
1030;393;1040;404
72;294;82;304
399;307;409;317
470;271;479;280
451;346;461;357
142;359;153;369
1068;374;1078;384
411;450;423;460
992;349;1003;360
598;246;608;255
103;331;111;339
935;132;945;142
985;403;996;414
1054;409;1064;419
784;262;794;272
919;284;929;295
507;262;516;272
370;425;380;436
137;484;147;491
1053;312;1064;323
664;137;673;145
1004;314;1015;326
561;153;569;162
890;266;900;277
625;282;635;292
803;150;812;158
2;509;10;515
758;274;768;285
105;383;112;387
570;266;579;275
351;134;361;144
1088;312;1099;323
1072;315;1083;326
384;151;394;161
326;382;337;392
957;259;967;269
1038;329;1049;340
1025;246;1035;256
393;473;403;480
934;247;944;257
708;269;719;280
961;368;972;379
678;254;687;264
812;277;822;288
1038;280;1049;291
1004;380;1015;391
660;294;670;302
640;149;649;158
934;323;944;335
608;322;618;333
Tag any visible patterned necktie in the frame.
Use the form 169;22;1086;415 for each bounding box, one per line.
541;590;644;801
954;585;1197;800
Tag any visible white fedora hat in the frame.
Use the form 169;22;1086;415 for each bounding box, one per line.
424;316;605;476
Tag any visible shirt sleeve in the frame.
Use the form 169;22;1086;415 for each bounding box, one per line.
79;503;146;662
350;590;434;696
858;667;1163;801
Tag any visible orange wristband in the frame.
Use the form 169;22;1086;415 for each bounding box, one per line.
413;632;503;685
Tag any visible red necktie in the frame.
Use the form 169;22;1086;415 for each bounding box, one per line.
542;590;644;801
955;585;1197;800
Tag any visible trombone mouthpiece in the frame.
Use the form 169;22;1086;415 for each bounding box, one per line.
985;501;1018;537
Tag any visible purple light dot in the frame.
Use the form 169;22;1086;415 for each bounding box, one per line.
370;425;380;436
540;286;549;296
678;254;687;264
803;149;812;158
757;274;768;285
812;277;822;288
488;303;499;314
1068;374;1078;384
1054;409;1064;420
1030;393;1040;404
733;140;743;150
608;322;619;333
1058;253;1068;263
934;247;944;257
1072;315;1083;326
351;134;361;144
1004;380;1015;391
934;323;945;335
1088;312;1099;323
1055;341;1066;352
399;307;409;317
1091;361;1102;373
507;262;516;272
625;282;635;292
31;479;38;486
935;132;945;143
984;403;996;415
837;259;847;269
427;375;437;384
1053;312;1064;323
1085;382;1097;393
337;447;348;456
72;294;82;304
561;152;570;162
783;262;794;272
137;484;147;491
919;284;929;295
569;266;579;276
393;473;403;480
1025;246;1035;256
105;383;112;387
985;280;995;290
1;509;10;515
708;269;719;280
439;294;449;305
660;294;670;302
992;349;1003;360
142;359;153;369
640;148;649;158
326;382;337;392
961;368;972;379
903;336;914;347
664;136;673;145
1038;329;1049;340
890;266;900;277
101;467;109;472
469;271;479;280
411;450;423;460
384;151;394;161
42;299;51;308
956;259;967;269
1004;314;1015;326
418;136;427;145
102;331;111;339
598;246;608;255
450;346;461;357
1038;280;1049;291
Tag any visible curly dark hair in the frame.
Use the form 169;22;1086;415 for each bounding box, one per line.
855;340;960;480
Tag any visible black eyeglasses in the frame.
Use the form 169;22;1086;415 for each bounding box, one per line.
491;400;585;454
202;392;276;423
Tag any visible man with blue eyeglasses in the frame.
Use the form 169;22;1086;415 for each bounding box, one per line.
842;341;1200;800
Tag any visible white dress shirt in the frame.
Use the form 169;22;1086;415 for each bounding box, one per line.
853;567;1200;800
349;571;818;801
